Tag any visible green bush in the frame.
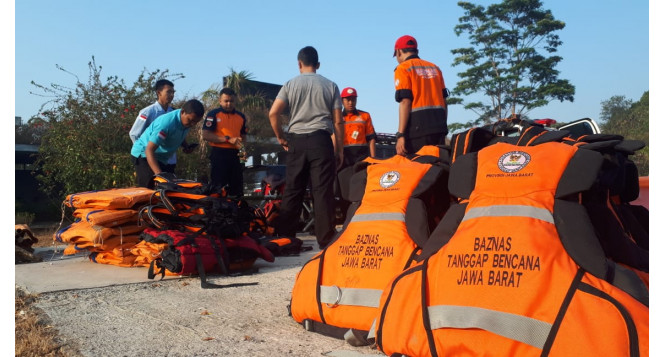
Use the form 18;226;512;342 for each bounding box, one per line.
29;57;205;200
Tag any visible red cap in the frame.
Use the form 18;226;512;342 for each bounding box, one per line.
394;35;417;56
341;87;358;98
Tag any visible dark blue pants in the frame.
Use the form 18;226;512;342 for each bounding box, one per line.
209;147;244;197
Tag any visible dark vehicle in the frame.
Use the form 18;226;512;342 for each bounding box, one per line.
242;133;397;233
243;164;315;233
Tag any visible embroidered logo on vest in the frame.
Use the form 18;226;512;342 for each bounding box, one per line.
380;171;401;188
498;151;531;173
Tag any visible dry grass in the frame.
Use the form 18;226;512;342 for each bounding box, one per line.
15;287;81;357
15;223;81;356
30;224;64;248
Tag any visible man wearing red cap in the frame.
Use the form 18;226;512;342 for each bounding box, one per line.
340;87;376;167
393;35;449;156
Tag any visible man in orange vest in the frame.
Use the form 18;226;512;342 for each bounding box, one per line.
340;87;376;167
202;88;247;197
393;35;449;156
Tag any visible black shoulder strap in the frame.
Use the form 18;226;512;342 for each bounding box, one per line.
450;127;494;163
448;152;477;200
148;258;165;280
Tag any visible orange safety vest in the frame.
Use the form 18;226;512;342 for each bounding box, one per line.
203;107;247;149
342;110;376;147
290;153;449;344
394;55;448;138
374;142;649;356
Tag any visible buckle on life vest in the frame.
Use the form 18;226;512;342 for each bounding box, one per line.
325;285;342;308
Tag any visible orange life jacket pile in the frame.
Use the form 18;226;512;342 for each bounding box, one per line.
54;187;160;267
137;174;275;286
289;118;649;356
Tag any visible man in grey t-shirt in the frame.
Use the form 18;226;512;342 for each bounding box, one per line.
269;46;344;249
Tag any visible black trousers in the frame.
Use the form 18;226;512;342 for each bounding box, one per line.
209;147;244;197
132;156;174;189
276;130;336;249
342;145;370;168
406;132;446;154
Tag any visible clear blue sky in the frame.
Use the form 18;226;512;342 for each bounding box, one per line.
13;0;649;134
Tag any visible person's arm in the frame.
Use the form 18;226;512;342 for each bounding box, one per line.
365;113;377;158
368;138;377;158
396;98;412;156
129;111;149;143
202;130;232;144
145;141;162;175
269;98;289;151
333;108;344;169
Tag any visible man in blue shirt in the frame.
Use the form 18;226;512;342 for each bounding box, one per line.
131;99;205;188
129;79;177;171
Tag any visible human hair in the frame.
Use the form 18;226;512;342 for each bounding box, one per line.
219;87;236;97
181;99;205;117
401;48;418;55
155;79;174;92
297;46;319;67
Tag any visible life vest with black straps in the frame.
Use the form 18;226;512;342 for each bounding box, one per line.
374;142;649;356
449;127;649;281
290;152;450;345
143;228;273;289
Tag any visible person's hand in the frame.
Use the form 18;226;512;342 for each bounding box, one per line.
336;151;344;170
228;137;242;148
396;137;407;156
278;138;289;152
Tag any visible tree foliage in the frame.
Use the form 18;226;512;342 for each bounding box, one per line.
451;0;575;124
599;91;649;175
30;57;186;199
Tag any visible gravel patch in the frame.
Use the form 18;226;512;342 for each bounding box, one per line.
30;247;385;356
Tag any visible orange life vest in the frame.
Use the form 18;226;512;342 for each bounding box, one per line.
374;142;649;356
55;220;144;254
65;187;155;210
290;153;449;344
72;208;139;227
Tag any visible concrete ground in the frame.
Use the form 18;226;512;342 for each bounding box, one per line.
15;234;385;357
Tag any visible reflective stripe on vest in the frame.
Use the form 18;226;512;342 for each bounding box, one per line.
412;105;446;112
461;205;554;224
350;212;405;223
320;285;383;308
428;305;552;349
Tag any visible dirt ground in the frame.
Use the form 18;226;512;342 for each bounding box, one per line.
16;227;385;357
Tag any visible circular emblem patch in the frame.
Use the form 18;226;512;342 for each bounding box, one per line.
379;171;400;188
498;151;531;173
205;121;212;127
